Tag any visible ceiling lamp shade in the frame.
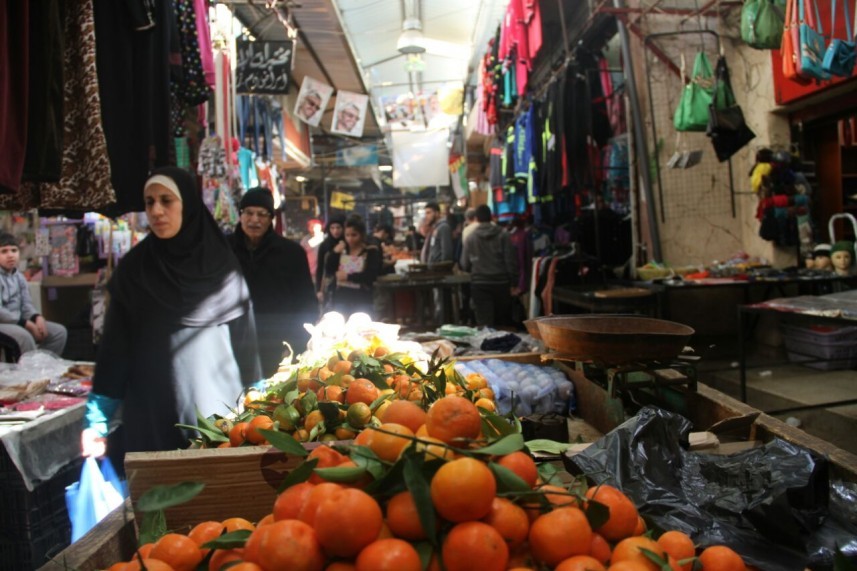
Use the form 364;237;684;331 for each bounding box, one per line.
397;17;426;54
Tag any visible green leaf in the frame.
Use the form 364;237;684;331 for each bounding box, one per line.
365;457;406;495
403;453;438;547
308;421;326;441
640;546;670;567
302;390;318;412
469;433;525;456
137;482;205;512
201;529;252;550
138;510;167;546
481;411;518;439
537;462;561;484
489;462;532;494
258;429;308;457
350;445;385;480
175;423;229;443
196;409;223;436
283;389;300;405
278;458;318;493
314;465;369;483
414;541;434;570
525;439;571;455
584;498;610;530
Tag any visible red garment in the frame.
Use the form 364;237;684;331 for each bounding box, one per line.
0;0;29;193
523;0;543;62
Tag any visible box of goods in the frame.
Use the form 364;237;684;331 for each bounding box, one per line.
780;323;857;370
0;449;82;570
125;445;307;531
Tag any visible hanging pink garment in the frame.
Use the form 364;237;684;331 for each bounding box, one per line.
193;0;215;88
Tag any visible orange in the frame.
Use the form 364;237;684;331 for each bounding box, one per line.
149;533;202;571
208;548;243;571
698;545;746;571
523;484;576;522
307;445;348;484
246;415;274;445
585;484;639;542
379;399;427;432
611;536;666;571
229;422;249;447
221;517;255;533
413;435;454;461
634;515;647;535
608;562;653;571
187;521;223;557
441;521;509;571
304;410;325;432
256;513;275;527
105;563;128;571
316;384;345;403
332;359;353;375
367;423;414;462
474;397;496;412
496;451;539;488
346;378;380;406
346;402;373;429
314;488;384;558
353;425;374;446
385;490;429;540
528;507;592;566
426;395;482;445
325;563;357;571
136;543;155;559
555;555;607;571
481;497;530;549
589;532;612;565
243;519;325;571
355;538;422;571
297;482;344;526
657;531;695;571
124;559;175;571
273;481;315;521
430;457;496;522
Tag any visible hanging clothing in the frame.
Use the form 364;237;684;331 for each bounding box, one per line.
94;0;172;215
22;0;63;184
38;0;115;210
0;0;29;194
193;0;215;88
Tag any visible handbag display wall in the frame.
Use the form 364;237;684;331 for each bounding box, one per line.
822;0;857;77
741;0;787;49
673;52;716;132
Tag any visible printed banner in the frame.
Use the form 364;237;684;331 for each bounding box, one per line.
331;91;369;137
235;40;294;94
294;77;334;127
336;144;378;167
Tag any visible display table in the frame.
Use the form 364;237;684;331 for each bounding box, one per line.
374;273;470;328
1;403;85;569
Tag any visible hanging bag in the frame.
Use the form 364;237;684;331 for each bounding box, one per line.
798;0;830;79
674;51;715;132
822;0;857;77
783;0;814;83
706;56;756;162
741;0;786;49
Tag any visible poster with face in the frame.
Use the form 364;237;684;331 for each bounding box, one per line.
294;77;333;127
330;91;369;137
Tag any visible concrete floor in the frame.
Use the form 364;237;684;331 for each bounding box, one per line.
695;338;857;455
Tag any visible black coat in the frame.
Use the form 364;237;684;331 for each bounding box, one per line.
229;226;318;375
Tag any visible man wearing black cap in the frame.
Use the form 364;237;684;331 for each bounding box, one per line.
228;188;317;376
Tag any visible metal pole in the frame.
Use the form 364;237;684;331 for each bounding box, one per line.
613;0;662;262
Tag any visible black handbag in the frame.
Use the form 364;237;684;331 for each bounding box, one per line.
706;56;756;162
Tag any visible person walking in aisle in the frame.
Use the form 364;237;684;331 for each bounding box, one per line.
323;216;382;318
228;188;317;376
81;167;261;465
0;233;67;358
315;215;345;309
420;202;453;265
460;205;519;327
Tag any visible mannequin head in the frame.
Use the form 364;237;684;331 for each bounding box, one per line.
813;243;832;271
830;241;854;275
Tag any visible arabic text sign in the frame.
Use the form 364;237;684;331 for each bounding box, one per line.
235;40;294;94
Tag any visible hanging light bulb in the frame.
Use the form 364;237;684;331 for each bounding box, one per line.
397;17;426;54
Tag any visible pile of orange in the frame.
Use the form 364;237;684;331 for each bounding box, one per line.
107;396;751;571
195;347;499;448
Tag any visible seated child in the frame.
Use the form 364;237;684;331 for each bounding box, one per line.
0;232;67;357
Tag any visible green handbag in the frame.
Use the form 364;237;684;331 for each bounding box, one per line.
673;51;715;132
741;0;786;50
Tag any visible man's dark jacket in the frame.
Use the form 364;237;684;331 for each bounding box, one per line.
228;225;317;376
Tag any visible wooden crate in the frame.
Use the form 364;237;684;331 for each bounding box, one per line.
125;445;305;531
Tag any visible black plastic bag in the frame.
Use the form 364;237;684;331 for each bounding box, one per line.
706;56;755;162
564;407;857;571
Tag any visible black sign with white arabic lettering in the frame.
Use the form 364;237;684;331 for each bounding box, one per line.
235;40;294;95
